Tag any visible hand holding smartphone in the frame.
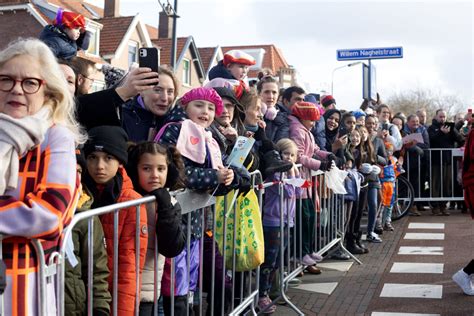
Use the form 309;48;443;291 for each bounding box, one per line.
139;47;159;72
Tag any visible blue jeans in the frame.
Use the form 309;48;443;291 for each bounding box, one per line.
259;225;288;296
367;186;379;234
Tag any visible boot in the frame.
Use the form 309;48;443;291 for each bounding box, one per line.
262;150;293;178
439;204;450;216
356;232;369;253
345;233;364;255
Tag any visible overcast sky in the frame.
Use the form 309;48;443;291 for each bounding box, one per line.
90;0;473;111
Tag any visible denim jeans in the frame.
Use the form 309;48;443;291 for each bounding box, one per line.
367;186;379;234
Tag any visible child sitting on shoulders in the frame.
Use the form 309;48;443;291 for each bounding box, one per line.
40;8;91;60
208;50;256;99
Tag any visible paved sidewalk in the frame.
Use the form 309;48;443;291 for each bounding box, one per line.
272;210;474;315
273;216;407;315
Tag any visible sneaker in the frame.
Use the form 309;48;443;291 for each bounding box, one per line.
366;232;382;243
330;249;351;260
301;254;316;266
452;269;474;295
288;277;302;287
384;222;394;231
258;296;277;314
310;252;323;262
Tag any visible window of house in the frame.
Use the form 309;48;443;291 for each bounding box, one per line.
128;42;138;67
182;58;191;85
86;27;100;56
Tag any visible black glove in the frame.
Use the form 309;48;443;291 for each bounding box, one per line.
327;153;336;163
319;160;332;172
150;188;173;210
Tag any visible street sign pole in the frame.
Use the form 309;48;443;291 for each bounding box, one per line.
336;46;403;103
368;59;372;103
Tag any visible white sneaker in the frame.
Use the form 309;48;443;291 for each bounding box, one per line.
366;232;382;243
301;254;316;266
452;269;474;295
310;252;323;262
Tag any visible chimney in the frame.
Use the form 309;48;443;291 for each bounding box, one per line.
158;7;173;39
104;0;120;18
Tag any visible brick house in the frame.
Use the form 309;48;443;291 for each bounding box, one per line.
217;44;297;88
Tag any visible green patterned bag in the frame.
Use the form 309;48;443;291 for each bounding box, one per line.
214;189;264;271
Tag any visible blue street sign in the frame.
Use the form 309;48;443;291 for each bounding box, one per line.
337;47;403;61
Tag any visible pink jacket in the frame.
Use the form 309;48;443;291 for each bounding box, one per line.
289;115;330;199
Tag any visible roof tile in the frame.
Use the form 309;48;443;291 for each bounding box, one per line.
97;16;134;56
152;37;188;67
198;47;217;74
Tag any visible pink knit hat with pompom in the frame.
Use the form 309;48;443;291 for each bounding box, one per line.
180;87;223;117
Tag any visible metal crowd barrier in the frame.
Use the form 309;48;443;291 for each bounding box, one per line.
0;167;351;315
256;166;354;315
404;148;464;203
0;234;60;316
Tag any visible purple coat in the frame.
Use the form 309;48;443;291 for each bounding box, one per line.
263;174;302;227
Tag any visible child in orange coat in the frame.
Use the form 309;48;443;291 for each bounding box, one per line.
83;126;148;315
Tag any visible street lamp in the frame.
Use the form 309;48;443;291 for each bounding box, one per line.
331;61;363;95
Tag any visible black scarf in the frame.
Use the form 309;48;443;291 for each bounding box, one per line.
83;171;123;209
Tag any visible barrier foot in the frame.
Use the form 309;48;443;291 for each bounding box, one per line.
338;243;362;265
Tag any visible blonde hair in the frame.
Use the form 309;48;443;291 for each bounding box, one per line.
275;138;297;155
0;38;86;144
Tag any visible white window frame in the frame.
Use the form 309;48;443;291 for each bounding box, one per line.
85;26;100;56
182;58;191;86
128;41;138;68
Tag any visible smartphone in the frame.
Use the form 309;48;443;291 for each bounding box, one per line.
443;122;455;129
338;126;349;138
138;47;159;72
381;123;389;131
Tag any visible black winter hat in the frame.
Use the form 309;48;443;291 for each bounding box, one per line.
84;126;129;164
213;87;244;114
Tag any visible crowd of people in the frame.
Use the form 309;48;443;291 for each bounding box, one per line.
0;8;473;316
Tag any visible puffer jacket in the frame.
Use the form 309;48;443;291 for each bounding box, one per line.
98;167;148;315
264;103;290;143
64;187;111;316
140;202;166;303
140;193;185;302
289;115;330;199
39;25;90;60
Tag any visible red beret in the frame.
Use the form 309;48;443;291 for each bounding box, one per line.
54;9;86;30
223;50;256;67
291;101;320;121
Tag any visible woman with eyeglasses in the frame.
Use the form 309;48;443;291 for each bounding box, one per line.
0;38;85;315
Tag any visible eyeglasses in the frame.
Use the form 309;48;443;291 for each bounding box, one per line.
81;74;95;82
0;75;45;94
